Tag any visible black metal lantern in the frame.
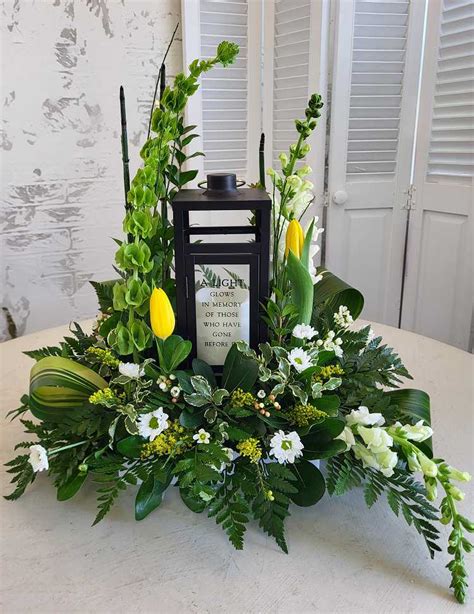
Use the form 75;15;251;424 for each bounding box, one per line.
172;173;271;367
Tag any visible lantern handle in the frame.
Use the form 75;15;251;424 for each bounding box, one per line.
197;179;246;189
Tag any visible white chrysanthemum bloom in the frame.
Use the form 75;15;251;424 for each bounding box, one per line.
193;428;210;445
28;444;49;473
269;430;304;464
257;389;266;399
346;406;385;427
375;449;398;477
170;385;181;398
333;305;353;329
353;442;381;471
288;347;313;373
137;408;169;441
358;426;393;454
335;426;356;451
119;362;145;379
395;420;433;442
292;323;318;340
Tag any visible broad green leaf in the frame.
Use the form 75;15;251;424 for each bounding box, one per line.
313;395;340;416
57;472;87;501
180;487;207;513
385;388;433;456
192;358;217;387
313;267;364;320
302;418;346;460
29;356;108;422
287;250;314;325
221;344;259;392
135;473;170;521
174;370;194;394
179;408;204;428
117;435;144;459
163;335;192;371
290;459;326;507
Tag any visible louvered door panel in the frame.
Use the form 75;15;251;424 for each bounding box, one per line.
427;0;474;182
401;0;473;350
326;0;425;326
262;0;330;250
182;0;262;185
271;0;312;167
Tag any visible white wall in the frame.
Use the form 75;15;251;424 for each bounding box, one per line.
0;0;182;340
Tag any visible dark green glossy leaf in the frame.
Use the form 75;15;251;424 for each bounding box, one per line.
180;488;207;513
302;418;346;460
313;267;364;320
313;394;340;416
221;344;259;392
179;407;204;428
385;388;432;456
116;435;144;459
57;472;87;501
192;358;217;387
135;472;170;521
290;459;326;507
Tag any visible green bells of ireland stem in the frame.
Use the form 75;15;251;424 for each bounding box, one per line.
107;319;152;356
123;209;157;239
115;241;153;273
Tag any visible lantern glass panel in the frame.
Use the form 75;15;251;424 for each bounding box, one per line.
194;263;250;366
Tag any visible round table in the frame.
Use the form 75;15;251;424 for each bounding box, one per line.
1;320;472;613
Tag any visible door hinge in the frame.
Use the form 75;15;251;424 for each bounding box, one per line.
403;184;416;210
322;190;330;207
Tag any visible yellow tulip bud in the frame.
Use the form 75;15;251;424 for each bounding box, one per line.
150;288;175;339
285;219;304;259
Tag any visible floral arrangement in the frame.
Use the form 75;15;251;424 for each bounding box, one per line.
5;41;472;604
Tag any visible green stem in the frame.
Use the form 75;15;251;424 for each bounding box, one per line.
49;440;89;456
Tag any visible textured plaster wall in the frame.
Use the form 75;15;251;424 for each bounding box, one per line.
0;0;182;340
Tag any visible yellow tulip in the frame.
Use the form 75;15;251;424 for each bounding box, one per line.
285;219;304;259
150;288;175;339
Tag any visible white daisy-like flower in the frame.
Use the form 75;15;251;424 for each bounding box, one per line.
288;347;313;373
137;408;169;441
28;445;49;473
118;362;144;379
292;324;318;340
193;428;210;445
269;430;304;464
257;389;266;399
170;386;181;398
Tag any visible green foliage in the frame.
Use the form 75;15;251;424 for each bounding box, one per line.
327;455;441;559
221;344;259;392
290;459;325;507
4;454;35;501
251;463;298;553
312;268;364;322
208;479;250;550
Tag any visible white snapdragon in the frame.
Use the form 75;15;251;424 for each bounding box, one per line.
28;444;49;473
335;426;356;451
269;430;304;464
193;428;210;445
333;305;353;329
292;324;318;340
288;348;313;373
137;408;169;441
358;426;393;454
376;449;398;477
346;406;385;427
353;442;380;470
419;453;438;478
119;362;145;379
392;420;433;442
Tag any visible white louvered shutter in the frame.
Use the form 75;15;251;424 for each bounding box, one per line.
181;0;262;185
325;0;426;326
263;0;330;238
401;0;473;350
